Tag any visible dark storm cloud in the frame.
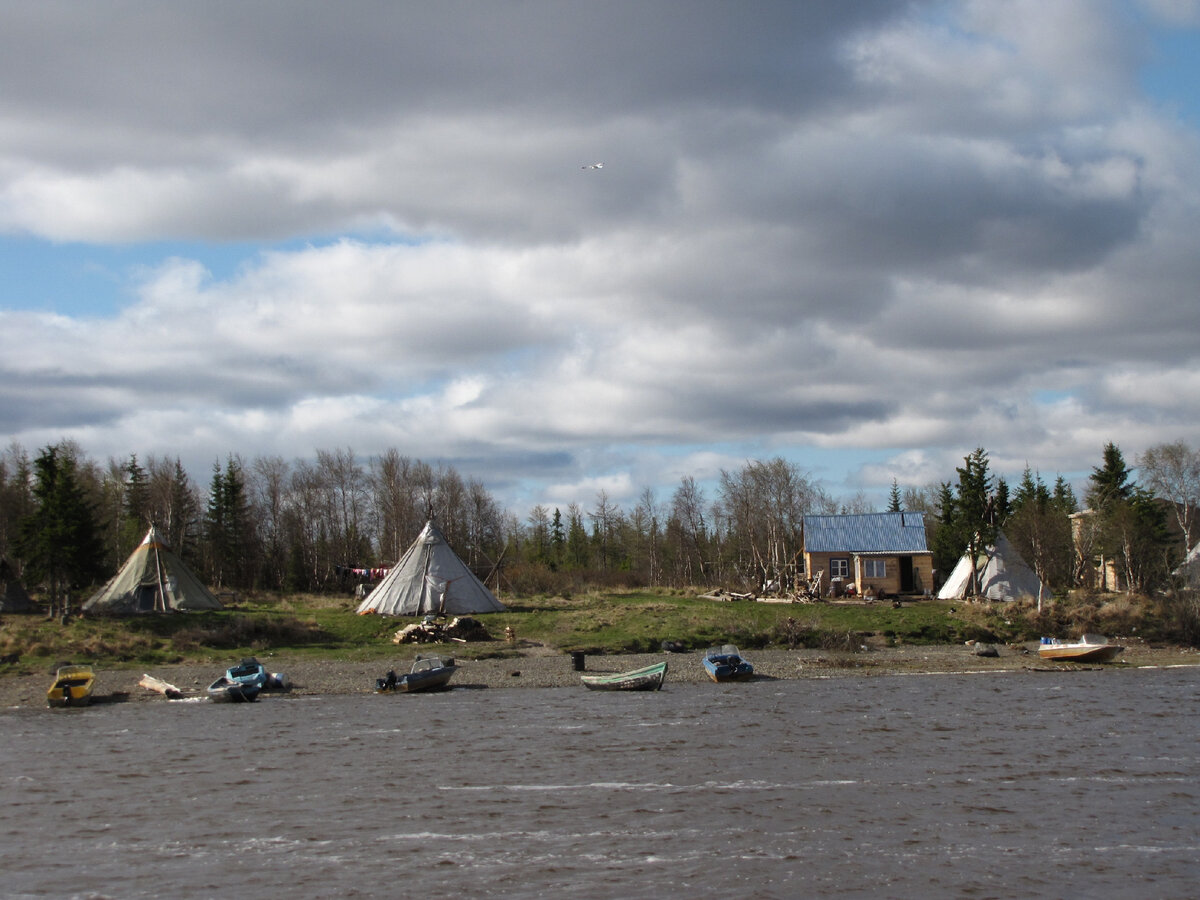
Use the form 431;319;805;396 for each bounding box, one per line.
1;1;1199;510
0;2;899;132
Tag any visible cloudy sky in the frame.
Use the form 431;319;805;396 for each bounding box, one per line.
2;0;1200;515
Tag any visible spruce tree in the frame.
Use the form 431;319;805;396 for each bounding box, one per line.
1086;443;1169;591
1087;442;1133;512
942;448;996;596
15;444;105;616
204;456;251;589
1051;475;1078;514
120;454;150;554
931;481;960;574
550;507;565;569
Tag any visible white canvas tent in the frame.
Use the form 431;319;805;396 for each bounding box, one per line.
1173;542;1200;587
84;526;222;614
937;531;1045;603
356;521;505;616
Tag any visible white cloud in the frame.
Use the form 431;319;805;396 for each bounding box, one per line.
1;2;1199;513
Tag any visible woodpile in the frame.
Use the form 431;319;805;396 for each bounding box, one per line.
392;615;494;644
697;589;756;601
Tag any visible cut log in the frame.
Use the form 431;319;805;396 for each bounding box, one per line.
139;673;183;699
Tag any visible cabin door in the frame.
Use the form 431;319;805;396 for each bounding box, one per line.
899;557;914;592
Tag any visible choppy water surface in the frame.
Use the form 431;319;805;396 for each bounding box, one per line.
3;667;1198;899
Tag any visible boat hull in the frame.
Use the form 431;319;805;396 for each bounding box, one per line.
377;656;459;694
207;676;261;702
703;664;755;683
700;648;753;681
47;665;95;708
377;668;458;693
702;646;754;682
581;661;668;691
1038;644;1124;663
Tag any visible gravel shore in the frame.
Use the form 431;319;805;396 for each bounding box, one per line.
3;638;1198;708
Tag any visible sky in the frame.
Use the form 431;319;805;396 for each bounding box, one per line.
2;0;1200;517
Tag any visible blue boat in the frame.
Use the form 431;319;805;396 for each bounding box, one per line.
226;657;269;690
702;645;754;682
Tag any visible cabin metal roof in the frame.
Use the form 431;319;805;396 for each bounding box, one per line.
803;512;930;554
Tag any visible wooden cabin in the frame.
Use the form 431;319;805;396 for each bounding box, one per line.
803;512;934;598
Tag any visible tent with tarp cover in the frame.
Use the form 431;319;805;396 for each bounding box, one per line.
937;531;1045;603
356;520;505;616
84;526;222;614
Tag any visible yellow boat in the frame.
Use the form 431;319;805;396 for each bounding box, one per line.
47;665;95;707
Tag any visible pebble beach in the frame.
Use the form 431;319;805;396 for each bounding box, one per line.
3;639;1198;708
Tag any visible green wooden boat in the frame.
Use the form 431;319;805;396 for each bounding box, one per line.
580;661;667;691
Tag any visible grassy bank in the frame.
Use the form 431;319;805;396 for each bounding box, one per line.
2;587;1197;676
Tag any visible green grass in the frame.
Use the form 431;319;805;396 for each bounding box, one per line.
1;586;1192;674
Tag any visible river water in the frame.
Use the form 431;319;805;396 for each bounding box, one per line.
2;666;1198;899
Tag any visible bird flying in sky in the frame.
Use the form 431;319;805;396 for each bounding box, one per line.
582;162;603;169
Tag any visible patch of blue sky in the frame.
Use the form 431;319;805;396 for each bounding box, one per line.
1140;21;1200;126
0;230;429;318
1033;388;1077;405
0;237;247;316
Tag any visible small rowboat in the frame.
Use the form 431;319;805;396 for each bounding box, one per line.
206;675;261;703
702;645;754;682
376;655;459;693
47;665;95;707
1038;634;1124;663
581;661;668;692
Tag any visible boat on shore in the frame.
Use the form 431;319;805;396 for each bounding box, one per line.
702;645;754;682
227;657;269;689
206;675;261;703
226;657;290;691
375;654;459;693
47;665;95;707
581;661;668;692
1038;634;1124;663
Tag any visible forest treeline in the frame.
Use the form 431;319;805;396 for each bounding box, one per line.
1;438;1197;611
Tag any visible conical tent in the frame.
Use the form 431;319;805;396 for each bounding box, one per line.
84;526;222;614
1173;542;1200;587
356;521;505;616
0;558;33;613
937;532;1045;602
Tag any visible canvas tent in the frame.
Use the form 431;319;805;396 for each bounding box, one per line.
1173;542;1200;588
0;558;33;613
83;526;222;614
356;520;505;616
937;531;1046;603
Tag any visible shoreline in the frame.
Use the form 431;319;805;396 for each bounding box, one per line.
3;639;1198;708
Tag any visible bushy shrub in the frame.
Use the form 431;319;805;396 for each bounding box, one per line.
1152;590;1200;644
172;614;327;651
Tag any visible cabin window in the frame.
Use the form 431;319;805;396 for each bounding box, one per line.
830;557;849;578
864;559;886;578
